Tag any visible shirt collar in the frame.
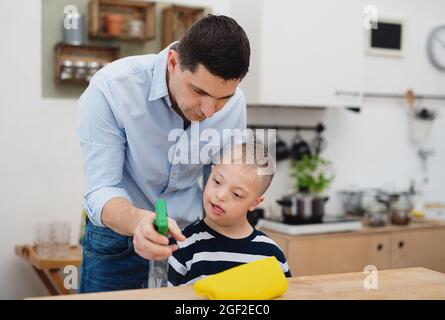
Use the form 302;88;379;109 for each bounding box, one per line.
148;42;179;102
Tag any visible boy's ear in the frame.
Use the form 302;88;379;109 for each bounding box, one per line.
248;195;264;212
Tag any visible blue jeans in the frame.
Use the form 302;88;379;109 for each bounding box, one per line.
79;218;150;293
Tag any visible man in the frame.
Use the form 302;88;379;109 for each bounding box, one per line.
76;15;250;292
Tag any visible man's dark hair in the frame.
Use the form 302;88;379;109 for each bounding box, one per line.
176;14;250;80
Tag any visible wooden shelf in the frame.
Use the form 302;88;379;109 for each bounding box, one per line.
89;0;155;41
162;5;205;49
54;43;120;85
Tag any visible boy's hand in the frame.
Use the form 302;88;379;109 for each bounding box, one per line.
133;210;186;261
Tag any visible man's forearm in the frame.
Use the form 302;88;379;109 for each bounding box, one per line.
101;197;147;236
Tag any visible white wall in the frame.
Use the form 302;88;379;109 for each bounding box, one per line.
0;0;84;299
233;0;445;217
0;0;234;300
0;0;444;299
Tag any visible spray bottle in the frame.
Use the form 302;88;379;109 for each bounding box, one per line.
148;199;169;288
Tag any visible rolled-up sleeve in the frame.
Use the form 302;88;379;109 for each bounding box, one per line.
76;75;131;227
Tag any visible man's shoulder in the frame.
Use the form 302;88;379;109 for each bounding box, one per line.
93;53;158;84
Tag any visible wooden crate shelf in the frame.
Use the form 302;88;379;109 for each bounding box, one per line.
89;0;156;41
54;43;120;85
162;5;205;49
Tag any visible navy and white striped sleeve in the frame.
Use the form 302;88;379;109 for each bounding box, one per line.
275;248;292;278
167;239;188;287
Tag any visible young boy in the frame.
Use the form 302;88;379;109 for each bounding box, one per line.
167;143;291;287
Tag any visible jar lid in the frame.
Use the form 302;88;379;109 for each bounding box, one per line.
74;60;87;67
365;199;387;213
87;61;100;68
62;60;73;67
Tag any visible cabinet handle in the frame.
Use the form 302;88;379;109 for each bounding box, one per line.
398;241;404;248
377;244;383;251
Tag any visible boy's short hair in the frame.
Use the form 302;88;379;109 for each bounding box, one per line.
219;142;276;195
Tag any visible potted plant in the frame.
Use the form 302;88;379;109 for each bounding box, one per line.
290;154;334;194
290;154;334;218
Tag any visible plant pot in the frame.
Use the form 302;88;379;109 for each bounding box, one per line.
106;14;124;36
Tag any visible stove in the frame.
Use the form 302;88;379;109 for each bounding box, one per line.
257;215;363;236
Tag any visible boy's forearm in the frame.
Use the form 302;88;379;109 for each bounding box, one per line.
101;197;147;236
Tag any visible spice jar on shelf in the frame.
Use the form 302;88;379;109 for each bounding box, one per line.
86;61;100;82
74;60;87;80
60;59;74;80
126;19;144;38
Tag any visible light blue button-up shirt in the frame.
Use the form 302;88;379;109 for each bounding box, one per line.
76;43;247;228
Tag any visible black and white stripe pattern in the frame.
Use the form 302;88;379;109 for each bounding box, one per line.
167;220;292;286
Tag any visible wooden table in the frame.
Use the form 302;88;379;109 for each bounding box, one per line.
29;267;445;300
15;245;82;295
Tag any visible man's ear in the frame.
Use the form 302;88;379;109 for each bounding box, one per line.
167;50;178;73
248;195;264;212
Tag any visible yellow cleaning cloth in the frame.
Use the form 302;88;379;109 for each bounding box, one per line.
193;256;288;300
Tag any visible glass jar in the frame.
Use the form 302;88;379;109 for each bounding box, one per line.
390;195;412;225
126;19;144;38
74;60;87;80
60;60;74;80
364;199;388;227
86;61;100;82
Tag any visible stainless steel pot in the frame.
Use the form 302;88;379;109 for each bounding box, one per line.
339;189;414;224
276;193;328;224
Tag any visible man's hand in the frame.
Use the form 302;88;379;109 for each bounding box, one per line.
133;211;186;261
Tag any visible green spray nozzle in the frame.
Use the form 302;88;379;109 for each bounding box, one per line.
154;199;169;236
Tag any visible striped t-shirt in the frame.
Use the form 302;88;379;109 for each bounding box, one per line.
167;219;292;286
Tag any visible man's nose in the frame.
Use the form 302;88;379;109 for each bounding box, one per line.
201;98;217;118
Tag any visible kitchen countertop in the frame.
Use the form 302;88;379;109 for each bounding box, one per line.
29;267;445;300
259;219;445;240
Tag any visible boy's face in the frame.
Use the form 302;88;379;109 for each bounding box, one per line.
203;164;264;227
167;49;240;122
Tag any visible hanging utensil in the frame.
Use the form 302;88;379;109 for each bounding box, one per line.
311;131;326;155
290;131;312;161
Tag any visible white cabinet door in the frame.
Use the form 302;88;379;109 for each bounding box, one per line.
258;0;365;107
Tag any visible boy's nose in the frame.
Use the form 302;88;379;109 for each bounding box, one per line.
215;189;228;202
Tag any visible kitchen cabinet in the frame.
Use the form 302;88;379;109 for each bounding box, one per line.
287;233;390;276
241;0;365;107
260;221;445;276
390;228;445;272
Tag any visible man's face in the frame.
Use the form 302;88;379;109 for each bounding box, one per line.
167;50;241;122
203;164;263;228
